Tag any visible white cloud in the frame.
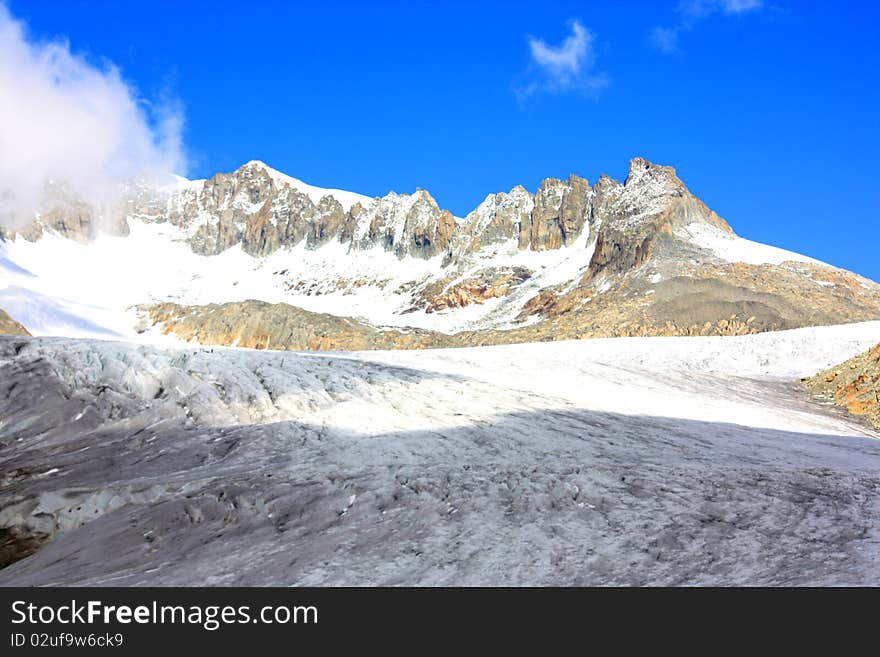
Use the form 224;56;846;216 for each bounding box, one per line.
517;20;608;99
650;27;681;54
529;20;589;79
721;0;764;13
679;0;763;18
0;4;186;227
651;0;764;54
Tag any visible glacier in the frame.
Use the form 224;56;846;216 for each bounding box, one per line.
1;322;879;585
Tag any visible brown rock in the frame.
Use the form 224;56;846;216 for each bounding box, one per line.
424;268;532;313
0;309;29;336
522;175;591;251
804;343;880;429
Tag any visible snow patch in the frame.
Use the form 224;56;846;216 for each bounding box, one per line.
243;160;372;211
682;223;829;267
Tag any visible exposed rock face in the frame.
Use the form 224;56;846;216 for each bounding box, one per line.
3;201;130;244
522;175;591;251
449;173;592;257
585;158;731;282
132;161;605;262
371;190;454;259
590;174;623;221
517;289;579;321
191;213;241;255
1;157;730;276
422;267;532;314
143;301;441;352
804;343;880;429
123;163;618;261
451;185;534;258
309;197;347;248
133;165;463;260
0;309;29;336
0;526;48;570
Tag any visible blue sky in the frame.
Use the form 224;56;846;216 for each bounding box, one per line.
7;1;880;278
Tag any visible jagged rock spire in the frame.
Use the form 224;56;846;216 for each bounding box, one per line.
5;158;735;271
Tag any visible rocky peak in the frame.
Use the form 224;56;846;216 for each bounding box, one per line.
591;174;623;225
203;163;276;210
308;196;346;248
397;189;446;258
613;157;689;226
3;157;735;272
585;157;732;282
520;174;591;250
351;188;452;258
625;156;683;188
616;157;730;231
450;185;535;259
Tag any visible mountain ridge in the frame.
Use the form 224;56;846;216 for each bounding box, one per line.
1;156;879;349
4;156;727;260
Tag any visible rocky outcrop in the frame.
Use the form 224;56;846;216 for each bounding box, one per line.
517;289;579;321
450;173;594;257
191;213;242;255
135;294;797;353
131;158;727;264
585;158;731;281
3;202;130;244
0;309;29;336
2;157;734;273
134;164;462;260
511;258;880;343
804;343;880;430
382;190;455;259
142;301;441;352
521;175;591;251
421;267;532;313
450;186;534;258
309;197;347;248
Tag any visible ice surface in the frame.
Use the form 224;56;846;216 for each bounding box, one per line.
0;286;122;338
1;322;879;585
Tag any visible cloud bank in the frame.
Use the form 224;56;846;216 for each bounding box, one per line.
0;4;185;227
651;0;764;54
516;20;608;99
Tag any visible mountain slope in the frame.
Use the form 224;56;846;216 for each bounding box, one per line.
0;308;28;336
2;156;879;348
805;342;880;429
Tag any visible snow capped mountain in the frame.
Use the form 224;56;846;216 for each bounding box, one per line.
3;158;880;586
1;156;879;348
239;160;372;211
